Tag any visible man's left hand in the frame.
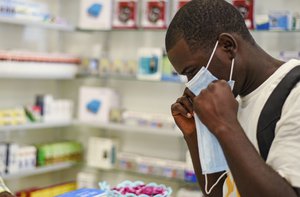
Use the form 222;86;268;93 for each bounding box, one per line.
192;80;239;137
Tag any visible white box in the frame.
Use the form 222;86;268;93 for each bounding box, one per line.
78;0;113;30
137;48;163;81
0;144;7;175
77;171;98;188
87;137;118;170
78;86;120;123
6;143;19;174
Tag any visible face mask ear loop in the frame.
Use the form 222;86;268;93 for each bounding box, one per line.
229;58;235;81
205;171;227;195
206;41;219;70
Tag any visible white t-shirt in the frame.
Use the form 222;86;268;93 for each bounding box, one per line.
223;59;300;197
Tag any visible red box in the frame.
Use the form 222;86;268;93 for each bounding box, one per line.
141;0;169;29
232;0;254;29
113;0;138;29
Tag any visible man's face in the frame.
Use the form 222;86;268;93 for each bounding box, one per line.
167;39;214;82
167;38;235;85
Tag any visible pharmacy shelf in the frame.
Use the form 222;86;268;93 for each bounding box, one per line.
74;121;182;137
75;75;184;84
0;62;78;79
0;121;72;132
0;16;75;31
2;162;77;180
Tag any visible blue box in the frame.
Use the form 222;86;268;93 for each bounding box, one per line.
269;11;292;31
56;188;107;197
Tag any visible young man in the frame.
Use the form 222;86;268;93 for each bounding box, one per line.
165;0;300;196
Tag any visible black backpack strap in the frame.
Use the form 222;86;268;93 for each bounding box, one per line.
257;65;300;161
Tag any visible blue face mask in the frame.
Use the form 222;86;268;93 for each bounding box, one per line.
185;41;235;195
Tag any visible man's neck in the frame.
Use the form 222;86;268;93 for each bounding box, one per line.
240;46;284;97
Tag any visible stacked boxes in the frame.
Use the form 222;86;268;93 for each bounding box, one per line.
0;108;26;126
0;141;82;176
36;141;83;167
16;182;77;197
0;143;36;175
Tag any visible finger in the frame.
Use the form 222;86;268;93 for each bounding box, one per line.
183;88;195;99
176;96;193;114
171;102;193;118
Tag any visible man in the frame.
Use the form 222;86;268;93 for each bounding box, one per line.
165;0;300;196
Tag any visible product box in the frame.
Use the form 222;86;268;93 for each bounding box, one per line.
255;14;269;30
293;12;300;30
172;0;190;16
98;58;112;76
279;51;300;62
57;188;107;197
78;86;120;123
112;0;138;29
269;11;292;31
110;59;125;75
17;145;37;171
137;48;163;81
6;143;19;174
87;137;118;170
36;95;73;122
77;171;99;189
78;0;113;30
232;0;254;29
117;152;138;171
0;144;7;175
141;0;169;29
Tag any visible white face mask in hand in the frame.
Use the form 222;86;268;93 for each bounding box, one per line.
185;41;235;194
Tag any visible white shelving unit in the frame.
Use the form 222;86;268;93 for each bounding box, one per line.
0;0;298;194
75;121;182;137
0;16;75;31
0;62;78;79
0;121;72;132
2;162;77;180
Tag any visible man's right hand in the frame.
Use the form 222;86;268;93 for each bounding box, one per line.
171;88;196;136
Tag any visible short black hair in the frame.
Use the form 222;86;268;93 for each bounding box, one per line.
165;0;255;53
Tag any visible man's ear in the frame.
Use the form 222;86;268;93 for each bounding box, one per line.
217;33;238;60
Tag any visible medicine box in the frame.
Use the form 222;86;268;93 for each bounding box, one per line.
232;0;254;29
78;86;120;123
87;137;118;170
141;0;169;29
269;11;292;31
57;188;107;197
137;48;163;81
78;0;112;30
112;0;138;29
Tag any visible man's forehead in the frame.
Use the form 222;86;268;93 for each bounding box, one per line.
167;39;192;72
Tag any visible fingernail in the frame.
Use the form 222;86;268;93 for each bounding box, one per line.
187;113;191;118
